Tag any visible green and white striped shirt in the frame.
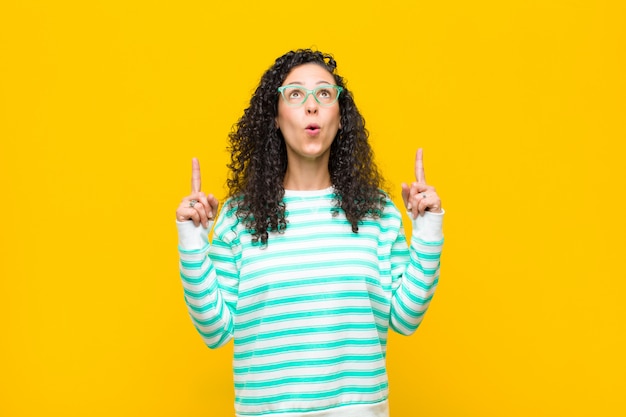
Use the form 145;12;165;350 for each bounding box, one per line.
177;187;444;417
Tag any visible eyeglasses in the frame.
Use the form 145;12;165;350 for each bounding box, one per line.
277;84;343;107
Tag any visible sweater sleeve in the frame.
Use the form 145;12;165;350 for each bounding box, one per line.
389;210;444;335
177;211;240;349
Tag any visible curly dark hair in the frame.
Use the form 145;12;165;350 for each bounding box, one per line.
226;49;387;245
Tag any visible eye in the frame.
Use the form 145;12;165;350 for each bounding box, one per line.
318;88;331;98
285;87;305;100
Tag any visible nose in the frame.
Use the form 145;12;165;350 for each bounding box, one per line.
304;93;318;114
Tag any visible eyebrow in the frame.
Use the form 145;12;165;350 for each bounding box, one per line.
286;80;334;86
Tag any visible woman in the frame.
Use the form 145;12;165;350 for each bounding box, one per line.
175;49;444;417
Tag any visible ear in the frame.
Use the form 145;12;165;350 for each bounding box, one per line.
275;117;279;129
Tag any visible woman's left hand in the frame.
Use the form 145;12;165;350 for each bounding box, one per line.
401;148;443;218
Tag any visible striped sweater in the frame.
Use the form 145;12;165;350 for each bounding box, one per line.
177;187;444;417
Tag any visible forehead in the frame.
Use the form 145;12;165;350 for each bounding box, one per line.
283;63;335;85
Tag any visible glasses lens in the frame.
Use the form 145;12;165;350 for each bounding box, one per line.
314;86;339;106
283;86;308;105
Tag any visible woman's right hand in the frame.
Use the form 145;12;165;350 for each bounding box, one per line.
176;158;219;228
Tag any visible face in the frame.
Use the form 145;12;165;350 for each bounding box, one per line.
276;63;341;164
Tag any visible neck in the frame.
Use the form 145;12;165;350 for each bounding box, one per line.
283;160;332;191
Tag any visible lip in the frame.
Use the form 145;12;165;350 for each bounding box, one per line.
305;124;321;136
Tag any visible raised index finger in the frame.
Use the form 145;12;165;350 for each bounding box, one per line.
415;148;426;184
191;157;201;193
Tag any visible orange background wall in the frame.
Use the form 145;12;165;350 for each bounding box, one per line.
1;1;624;416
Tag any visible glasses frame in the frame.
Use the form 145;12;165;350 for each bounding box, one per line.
277;84;344;107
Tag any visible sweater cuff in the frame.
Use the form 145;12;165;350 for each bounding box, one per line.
176;220;212;250
410;209;444;243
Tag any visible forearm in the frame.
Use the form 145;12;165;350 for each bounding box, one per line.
390;211;444;335
177;220;234;348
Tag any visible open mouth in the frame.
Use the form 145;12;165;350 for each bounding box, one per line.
305;124;321;134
